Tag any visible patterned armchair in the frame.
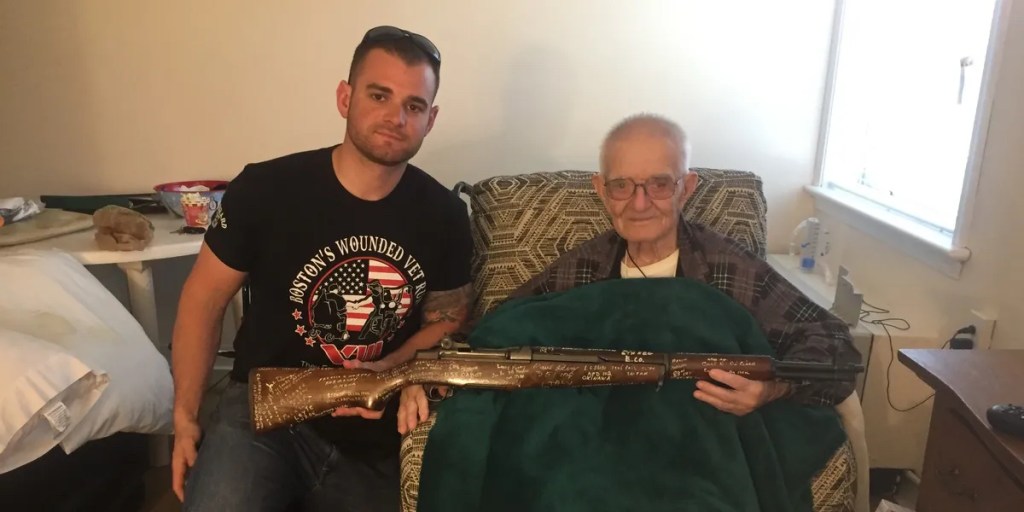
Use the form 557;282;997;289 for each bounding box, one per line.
400;169;860;512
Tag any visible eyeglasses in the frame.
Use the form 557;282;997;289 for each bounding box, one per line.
361;26;441;65
603;175;682;200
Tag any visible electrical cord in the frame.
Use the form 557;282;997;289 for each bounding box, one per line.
860;299;888;313
858;300;935;412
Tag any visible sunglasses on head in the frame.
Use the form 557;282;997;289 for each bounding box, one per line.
361;25;441;65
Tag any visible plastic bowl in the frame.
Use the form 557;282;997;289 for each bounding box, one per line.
153;180;228;218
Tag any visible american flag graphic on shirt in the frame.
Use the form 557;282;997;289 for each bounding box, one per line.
298;256;415;365
324;258;411;328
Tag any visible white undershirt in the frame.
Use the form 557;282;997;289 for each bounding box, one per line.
621;249;679;278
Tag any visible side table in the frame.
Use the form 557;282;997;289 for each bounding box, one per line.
898;349;1024;510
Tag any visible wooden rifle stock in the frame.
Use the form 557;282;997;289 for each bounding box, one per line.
249;343;862;433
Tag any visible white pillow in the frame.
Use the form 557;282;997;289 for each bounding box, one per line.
0;329;108;473
0;250;173;453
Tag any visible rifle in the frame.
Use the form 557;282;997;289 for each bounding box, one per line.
249;339;863;433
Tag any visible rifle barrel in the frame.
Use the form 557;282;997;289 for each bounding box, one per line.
773;360;864;381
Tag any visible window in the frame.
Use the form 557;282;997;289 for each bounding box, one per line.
813;0;1009;276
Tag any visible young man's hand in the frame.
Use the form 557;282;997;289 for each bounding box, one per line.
171;417;202;502
330;358;390;419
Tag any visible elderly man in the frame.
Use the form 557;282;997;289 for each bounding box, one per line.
516;113;860;413
396;114;860;431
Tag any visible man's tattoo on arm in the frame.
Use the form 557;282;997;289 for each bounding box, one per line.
422;284;473;325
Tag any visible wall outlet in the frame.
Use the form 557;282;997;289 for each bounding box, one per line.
969;310;997;349
945;309;997;349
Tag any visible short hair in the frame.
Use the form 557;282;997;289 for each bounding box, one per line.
599;114;691;175
348;37;441;96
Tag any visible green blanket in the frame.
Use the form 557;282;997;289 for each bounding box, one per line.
418;278;846;512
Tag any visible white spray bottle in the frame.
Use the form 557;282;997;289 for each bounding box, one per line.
789;217;831;274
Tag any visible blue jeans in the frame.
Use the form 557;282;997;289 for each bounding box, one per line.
183;381;399;512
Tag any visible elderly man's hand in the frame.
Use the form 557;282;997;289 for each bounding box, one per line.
693;369;790;416
398;385;451;435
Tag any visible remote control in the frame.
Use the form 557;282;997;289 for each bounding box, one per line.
987;403;1024;439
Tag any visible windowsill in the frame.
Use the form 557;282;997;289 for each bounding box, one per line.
805;185;971;278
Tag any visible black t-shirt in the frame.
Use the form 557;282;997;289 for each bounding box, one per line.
205;145;472;453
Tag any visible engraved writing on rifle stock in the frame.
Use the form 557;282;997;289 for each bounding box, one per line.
250;358;666;433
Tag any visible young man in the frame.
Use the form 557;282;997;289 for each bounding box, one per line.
170;26;473;512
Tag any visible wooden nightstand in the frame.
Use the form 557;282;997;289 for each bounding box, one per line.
898;349;1024;511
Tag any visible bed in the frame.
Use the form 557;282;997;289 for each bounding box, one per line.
0;250;173;511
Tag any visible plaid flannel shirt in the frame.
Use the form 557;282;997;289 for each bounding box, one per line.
508;219;861;406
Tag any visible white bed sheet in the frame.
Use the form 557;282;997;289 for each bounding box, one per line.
0;250;173;458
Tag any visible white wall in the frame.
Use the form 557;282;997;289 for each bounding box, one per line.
1;0;836;252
